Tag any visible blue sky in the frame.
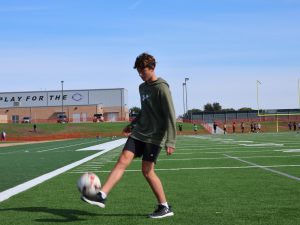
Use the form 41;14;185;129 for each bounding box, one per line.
0;0;300;115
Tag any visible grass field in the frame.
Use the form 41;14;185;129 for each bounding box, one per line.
1;133;300;225
0;122;208;141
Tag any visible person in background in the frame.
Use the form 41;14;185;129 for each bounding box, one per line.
193;123;198;135
33;124;37;132
213;121;217;134
241;122;245;133
223;123;227;134
1;131;6;141
288;122;292;131
232;122;236;133
178;124;183;135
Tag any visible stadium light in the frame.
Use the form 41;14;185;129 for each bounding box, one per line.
185;77;189;115
256;80;262;115
61;80;64;114
182;82;186;115
298;79;300;110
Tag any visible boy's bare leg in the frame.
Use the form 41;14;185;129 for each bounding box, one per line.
101;150;135;195
142;160;166;203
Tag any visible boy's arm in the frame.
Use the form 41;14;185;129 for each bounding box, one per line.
160;86;176;149
123;113;141;135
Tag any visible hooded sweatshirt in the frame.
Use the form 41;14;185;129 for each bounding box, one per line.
130;77;176;148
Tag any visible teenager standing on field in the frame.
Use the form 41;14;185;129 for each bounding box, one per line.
81;52;177;219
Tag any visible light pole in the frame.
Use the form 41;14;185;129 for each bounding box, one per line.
61;80;64;114
256;80;261;115
298;79;300;110
182;82;186;116
185;77;189;118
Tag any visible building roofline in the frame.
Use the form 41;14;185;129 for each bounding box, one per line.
0;88;127;95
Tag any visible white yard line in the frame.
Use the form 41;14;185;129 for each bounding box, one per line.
68;164;300;173
105;154;300;163
239;143;284;147
37;140;100;152
224;154;300;182
0;138;126;202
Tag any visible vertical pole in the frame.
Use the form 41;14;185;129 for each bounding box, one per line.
298;79;300;110
61;81;64;114
185;77;189;120
256;80;260;115
182;83;186;116
276;114;279;133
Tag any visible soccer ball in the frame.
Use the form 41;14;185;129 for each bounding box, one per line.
77;172;101;197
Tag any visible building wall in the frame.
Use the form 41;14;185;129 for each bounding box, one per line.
0;88;127;108
0;105;129;123
0;88;129;123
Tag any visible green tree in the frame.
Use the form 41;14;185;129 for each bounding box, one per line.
129;107;141;116
238;107;253;111
212;102;222;111
222;108;235;112
204;103;214;112
204;102;222;112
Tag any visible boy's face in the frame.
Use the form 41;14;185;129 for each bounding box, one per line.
137;67;156;82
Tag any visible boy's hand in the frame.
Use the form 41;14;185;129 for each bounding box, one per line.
166;147;175;155
123;125;132;137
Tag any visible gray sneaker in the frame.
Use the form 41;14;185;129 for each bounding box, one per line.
148;205;174;219
80;192;106;208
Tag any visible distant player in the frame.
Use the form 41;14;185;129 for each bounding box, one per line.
232;122;236;133
80;52;176;219
213;121;217;134
241;122;245;133
193;123;198;134
178;124;183;135
1;131;6;141
223;123;227;134
288;122;292;131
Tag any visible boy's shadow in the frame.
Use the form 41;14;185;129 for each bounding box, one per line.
0;207;146;223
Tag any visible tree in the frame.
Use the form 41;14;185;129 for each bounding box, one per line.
183;108;202;118
204;103;214;112
222;108;235;112
238;107;253;111
129;106;141;116
204;102;222;112
212;102;222;111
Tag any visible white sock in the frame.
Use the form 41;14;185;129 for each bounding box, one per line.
160;202;169;208
100;191;107;199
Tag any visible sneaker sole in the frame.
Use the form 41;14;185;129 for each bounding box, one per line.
149;212;174;219
80;196;105;208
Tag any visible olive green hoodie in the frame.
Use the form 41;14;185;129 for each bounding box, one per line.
130;77;176;148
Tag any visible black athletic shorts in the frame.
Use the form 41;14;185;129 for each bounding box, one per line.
123;137;162;163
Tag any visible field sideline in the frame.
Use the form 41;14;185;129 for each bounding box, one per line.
0;133;300;225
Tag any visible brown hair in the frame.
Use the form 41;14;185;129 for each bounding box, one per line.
133;52;156;70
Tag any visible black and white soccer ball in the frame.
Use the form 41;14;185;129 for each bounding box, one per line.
77;172;101;197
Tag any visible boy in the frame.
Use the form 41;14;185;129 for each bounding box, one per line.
81;53;177;219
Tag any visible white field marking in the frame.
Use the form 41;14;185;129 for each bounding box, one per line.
0;138;126;202
224;154;300;182
106;154;300;163
239;143;284;147
68;164;300;173
77;139;125;151
0;140;97;155
159;155;300;161
174;149;277;154
175;146;269;151
37;140;100;153
282;149;300;152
